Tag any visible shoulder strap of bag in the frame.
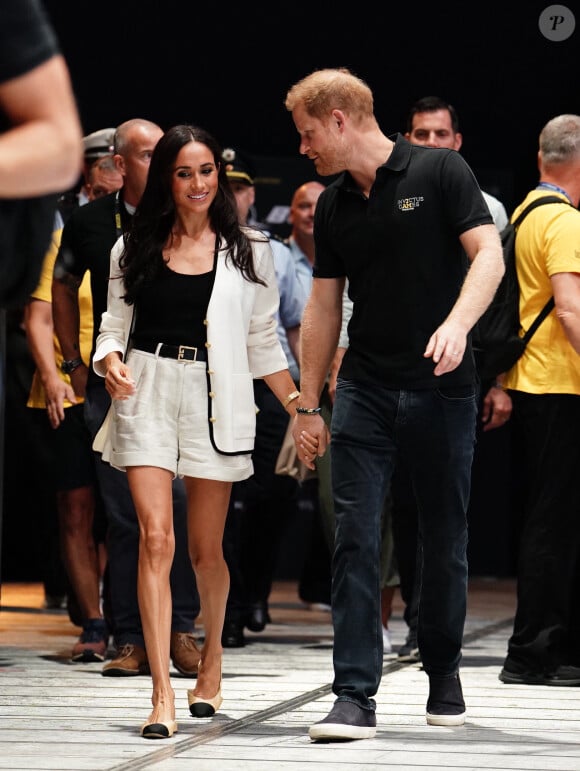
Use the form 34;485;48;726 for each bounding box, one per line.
512;195;568;228
522;297;555;342
514;195;574;342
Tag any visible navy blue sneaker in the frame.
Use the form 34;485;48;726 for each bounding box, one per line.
71;618;108;662
309;700;377;741
426;673;466;726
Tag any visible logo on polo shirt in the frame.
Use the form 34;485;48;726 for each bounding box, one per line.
398;196;424;211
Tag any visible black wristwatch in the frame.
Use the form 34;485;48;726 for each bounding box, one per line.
61;357;84;375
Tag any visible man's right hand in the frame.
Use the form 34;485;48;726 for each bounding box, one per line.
44;375;75;429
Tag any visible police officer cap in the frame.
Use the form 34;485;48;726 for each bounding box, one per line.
222;147;254;186
83;127;116;160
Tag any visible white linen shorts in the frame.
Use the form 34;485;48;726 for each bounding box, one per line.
108;348;254;482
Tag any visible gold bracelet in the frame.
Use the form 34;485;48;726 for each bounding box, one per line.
283;389;300;408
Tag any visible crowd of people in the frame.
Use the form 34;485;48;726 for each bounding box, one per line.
2;10;579;745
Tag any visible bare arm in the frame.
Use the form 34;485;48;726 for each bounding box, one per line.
263;368;303;415
291;277;343;466
552;271;580;353
0;56;83;197
424;223;505;376
52;270;88;399
300;276;344;406
24;298;75;428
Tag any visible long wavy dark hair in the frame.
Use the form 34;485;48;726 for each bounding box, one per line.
120;124;264;304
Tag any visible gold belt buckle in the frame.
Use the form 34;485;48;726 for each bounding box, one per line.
177;345;197;361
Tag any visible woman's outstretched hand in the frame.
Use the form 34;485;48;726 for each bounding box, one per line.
292;413;329;471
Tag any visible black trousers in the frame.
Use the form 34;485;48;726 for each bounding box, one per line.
223;379;298;622
506;390;580;670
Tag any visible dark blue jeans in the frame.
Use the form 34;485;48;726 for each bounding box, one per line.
84;381;200;648
330;379;476;710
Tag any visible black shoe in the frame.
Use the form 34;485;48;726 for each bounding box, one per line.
426;673;466;726
499;663;580;686
246;601;270;632
398;628;420;662
498;664;544;685
43;593;67;611
221;620;245;648
309;700;377;741
545;665;580;686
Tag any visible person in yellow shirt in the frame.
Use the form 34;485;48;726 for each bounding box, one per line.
24;153;122;661
499;114;580;687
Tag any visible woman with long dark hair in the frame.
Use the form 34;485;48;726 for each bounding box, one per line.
92;125;317;738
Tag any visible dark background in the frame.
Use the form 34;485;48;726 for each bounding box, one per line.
43;1;577;227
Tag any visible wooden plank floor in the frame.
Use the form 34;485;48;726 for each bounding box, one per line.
1;578;580;771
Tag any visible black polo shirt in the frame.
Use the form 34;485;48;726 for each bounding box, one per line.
54;191;132;385
0;0;58;83
313;133;493;389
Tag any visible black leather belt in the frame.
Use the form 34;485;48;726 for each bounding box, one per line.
135;342;207;362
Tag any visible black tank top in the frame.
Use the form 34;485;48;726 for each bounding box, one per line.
132;257;217;348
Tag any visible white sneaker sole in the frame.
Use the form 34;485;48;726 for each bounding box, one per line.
426;711;466;727
309;722;377;740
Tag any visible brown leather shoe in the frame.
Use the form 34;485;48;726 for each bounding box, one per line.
102;643;150;677
170;631;202;677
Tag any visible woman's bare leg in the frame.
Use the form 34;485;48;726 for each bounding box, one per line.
127;466;175;726
185;477;232;700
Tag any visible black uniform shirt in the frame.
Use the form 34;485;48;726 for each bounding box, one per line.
55;191;132;385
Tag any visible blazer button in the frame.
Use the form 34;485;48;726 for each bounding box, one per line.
209;417;217;423
209;391;215;398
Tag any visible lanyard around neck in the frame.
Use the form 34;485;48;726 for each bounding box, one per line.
536;181;573;204
114;191;123;238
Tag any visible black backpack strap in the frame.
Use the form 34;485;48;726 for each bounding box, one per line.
522;297;555;342
512;195;570;227
514;195;573;342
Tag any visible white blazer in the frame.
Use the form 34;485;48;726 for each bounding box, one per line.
93;228;289;455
